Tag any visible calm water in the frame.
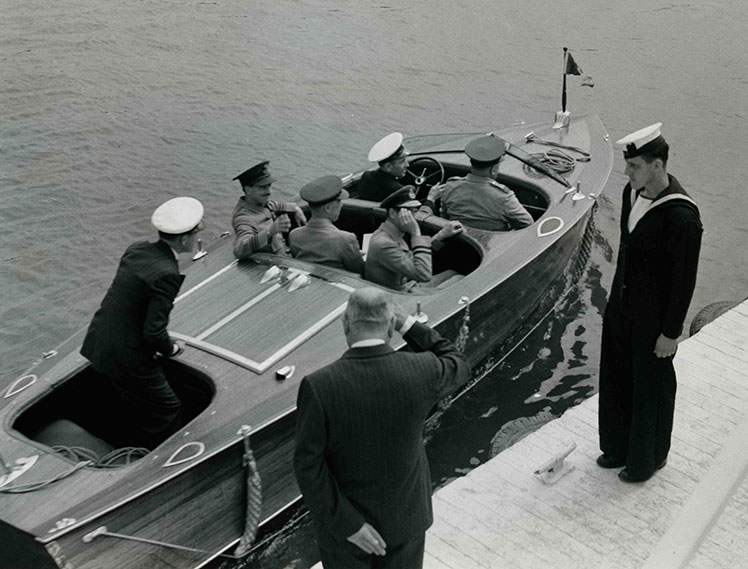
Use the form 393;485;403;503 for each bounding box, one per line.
2;1;747;567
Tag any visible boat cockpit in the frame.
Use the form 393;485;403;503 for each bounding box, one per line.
12;360;215;464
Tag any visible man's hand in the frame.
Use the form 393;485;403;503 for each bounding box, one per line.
434;221;464;242
270;214;292;235
654;333;678;358
346;522;386;556
294;206;308;227
392;302;410;331
398;208;421;236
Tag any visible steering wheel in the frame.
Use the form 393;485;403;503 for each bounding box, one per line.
405;157;445;200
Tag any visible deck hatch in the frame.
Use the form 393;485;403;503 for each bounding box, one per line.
170;262;351;373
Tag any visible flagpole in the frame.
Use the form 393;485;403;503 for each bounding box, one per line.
561;47;568;113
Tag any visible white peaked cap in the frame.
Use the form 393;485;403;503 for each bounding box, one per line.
616;122;663;150
151;197;204;234
368;132;406;163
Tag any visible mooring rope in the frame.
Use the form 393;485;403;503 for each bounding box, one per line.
522;149;580;177
233;425;263;557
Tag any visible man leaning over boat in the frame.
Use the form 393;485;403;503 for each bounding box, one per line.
231;160;307;259
81;197;205;449
365;186;463;292
418;134;533;231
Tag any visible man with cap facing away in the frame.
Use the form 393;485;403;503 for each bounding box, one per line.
597;123;702;483
289;175;365;276
419;134;533;231
294;287;470;569
366;186;463;292
354;132;409;202
232;160;307;259
81;197;205;448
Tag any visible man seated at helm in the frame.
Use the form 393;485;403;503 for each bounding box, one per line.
366;186;463;292
354;132;409;202
418;135;533;231
289;175;365;276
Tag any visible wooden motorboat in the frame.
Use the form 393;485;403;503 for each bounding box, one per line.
0;114;612;569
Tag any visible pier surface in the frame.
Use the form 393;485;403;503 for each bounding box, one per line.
424;300;748;569
309;299;748;568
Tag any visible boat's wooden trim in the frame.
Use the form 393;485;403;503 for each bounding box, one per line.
38;405;299;544
195;283;282;340
192;496;304;569
175;260;238;303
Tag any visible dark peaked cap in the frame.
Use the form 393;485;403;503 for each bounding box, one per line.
233;161;276;187
380;185;420;210
465;135;506;164
300;175;349;205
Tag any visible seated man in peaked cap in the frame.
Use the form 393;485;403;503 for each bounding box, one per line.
289;175;365;276
232;160;307;259
366;186;463;292
81;197;205;448
354;132;409;203
418;135;533;231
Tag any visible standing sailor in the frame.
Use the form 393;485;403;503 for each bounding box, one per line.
355;132;409;202
597;123;702;482
81;197;205;448
419;134;533;231
231;161;307;259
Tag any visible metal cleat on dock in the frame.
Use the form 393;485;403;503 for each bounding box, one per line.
533;442;576;485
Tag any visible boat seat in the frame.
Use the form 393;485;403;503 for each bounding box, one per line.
32;418;114;458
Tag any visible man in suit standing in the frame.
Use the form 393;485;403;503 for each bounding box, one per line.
289;175;365;276
294;287;470;568
81;197;205;448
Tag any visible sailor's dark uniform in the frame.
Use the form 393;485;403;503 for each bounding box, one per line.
599;174;702;479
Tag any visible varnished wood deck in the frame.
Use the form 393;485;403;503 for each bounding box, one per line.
424;299;748;569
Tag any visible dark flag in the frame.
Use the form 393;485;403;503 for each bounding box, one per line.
565;51;583;75
565;49;595;87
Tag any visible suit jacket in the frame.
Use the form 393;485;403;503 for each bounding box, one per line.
365;219;432;291
293;322;470;548
607;174;702;338
354;169;403;202
288;218;365;275
81;240;184;374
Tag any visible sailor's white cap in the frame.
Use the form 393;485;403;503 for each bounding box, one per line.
368;132;408;163
151;197;205;235
616;122;665;158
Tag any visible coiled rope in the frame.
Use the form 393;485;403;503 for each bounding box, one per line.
522;149;581;178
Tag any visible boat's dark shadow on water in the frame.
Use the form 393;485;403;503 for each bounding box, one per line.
229;211;615;569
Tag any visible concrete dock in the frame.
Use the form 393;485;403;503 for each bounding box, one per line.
309;299;748;568
424;299;748;569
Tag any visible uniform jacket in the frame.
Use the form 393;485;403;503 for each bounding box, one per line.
424;173;533;231
293;322;470;548
608;174;702;338
365;219;432;291
81;240;184;374
232;197;297;259
354;169;403;202
288;218;365;275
